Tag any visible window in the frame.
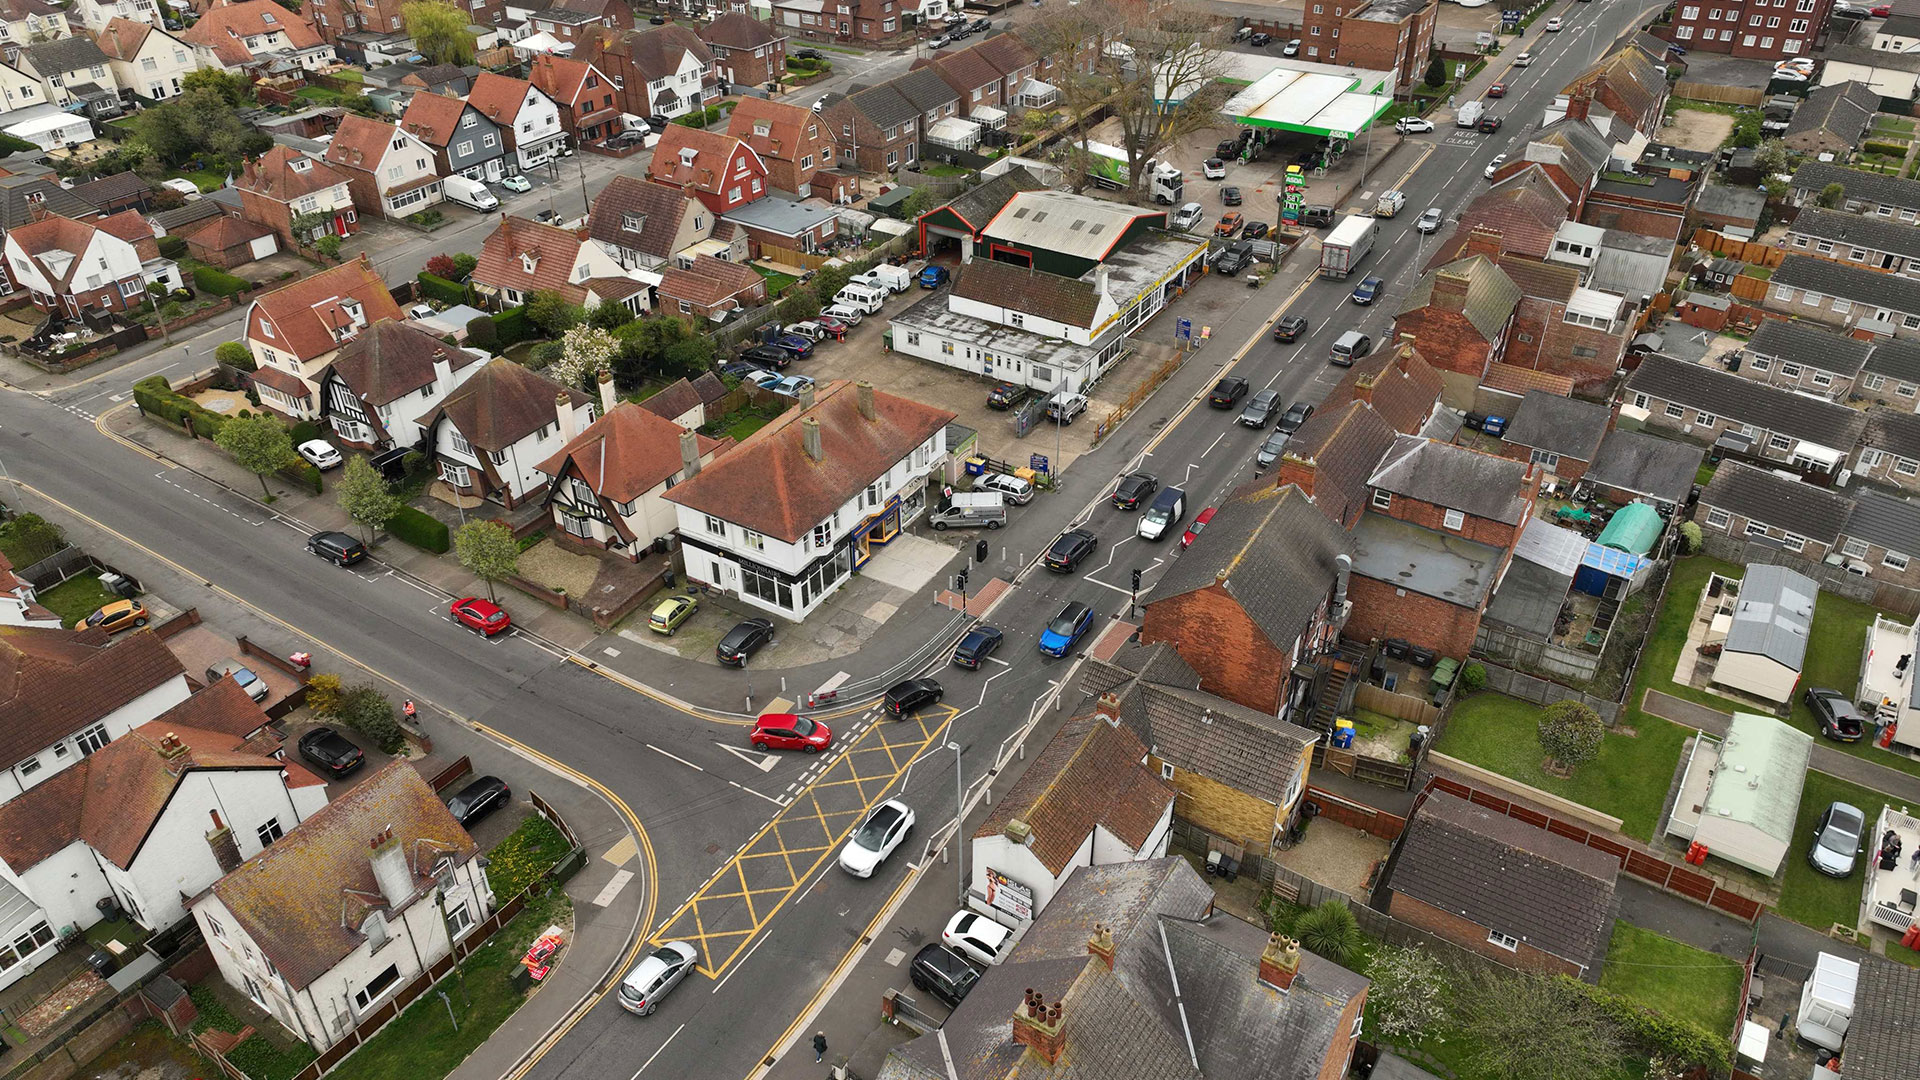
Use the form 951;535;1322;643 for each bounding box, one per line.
1746;520;1771;538
812;521;834;548
1897;457;1920;477
1812;370;1832;388
1750;356;1771;371
1632;393;1650;409
18;758;39;777
76;723;109;754
1696;411;1718;426
206;917;226;940
257;818;283;846
1774;287;1795;303
1844;537;1871;559
1487;930;1521;952
1782;533;1806;553
1160;761;1174;780
705;515;726;536
1442;508;1465;531
1780;362;1802;378
741;529;766;552
1888;551;1912;572
1664;403;1686;419
1768;433;1793;452
439;461;470;487
353;964;402;1011
447;900;474;937
1372;489;1392;510
1706;507;1730;529
1530;448;1561;469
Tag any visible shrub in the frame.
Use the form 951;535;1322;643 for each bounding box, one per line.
156;234;188;259
1539;700;1605;774
527;341;564;369
0;131;39;154
425;253;458;278
451;252;479;279
134;373;230;438
1678;520;1703;554
192;265;249;297
1591;983;1731;1071
305;672;346;716
416;271;467;306
1294;900;1362;964
289;420;322;445
278;459;323;495
1863;139;1908;158
492;306;534;345
214;341;252;369
0;513;66;565
1460;662;1487;693
387;504;450;553
466;315;499;351
336;685;408;754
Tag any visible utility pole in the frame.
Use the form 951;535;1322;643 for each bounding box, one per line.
950;741;965;906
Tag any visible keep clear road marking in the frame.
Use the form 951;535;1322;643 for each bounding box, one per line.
717;743;781;772
593;869;635;908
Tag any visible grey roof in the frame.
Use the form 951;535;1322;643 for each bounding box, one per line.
1847;957;1920;1080
0;174;96;232
1784;81;1877;143
1692;184;1766;222
1862;407;1920;459
1483;555;1575;641
151;200;224;233
1790;159;1920;210
1790;207;1920;263
1151;483;1351;652
1844;490;1920;558
720;196;838;237
936;166;1045;233
1626;354;1867;451
1591;230;1673;299
1502;391;1611;461
1747;317;1875;378
1592;170;1695;207
1398;254;1521;344
1724;562;1816;671
1584;428;1704;504
1773;254;1920;315
1390;792;1619;969
842;81;917;129
1350;511;1503;608
23;36;110;74
1867;337;1920;384
891;67;961;113
1701;461;1853;545
1367;435;1531;524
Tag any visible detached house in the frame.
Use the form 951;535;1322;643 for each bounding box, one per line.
243;257;407;419
658;254;765;320
579;23;714;121
236;146;358;251
471;214;643;312
699;12;785;92
18;36;119;114
3;210;181;318
646;125;768;215
183;0;332;71
529;52;621;147
315;319;486;452
464;72;566;176
418;358;595;509
323;114;445;220
726;97;849;202
585;174;725;272
537;396;728;561
95;17;195;102
1780;82;1878;157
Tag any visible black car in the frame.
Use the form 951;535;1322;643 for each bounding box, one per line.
1275;401;1315;434
1215;242;1254;276
952;626;1005;669
716;618;775;666
1273;315;1309;342
1209;376;1249;407
1478;115;1503;133
307;531;367;567
1215;139;1239;158
1350;275;1384;305
986;381;1028;410
1239;389;1282;428
794;47;824;59
718;362;761;380
1112;472;1159;509
910;943;979;1007
884;677;943;717
1221;186;1243;206
1045;528;1098;572
1244;221;1270;240
447;776;511;826
1806;687;1867;742
1250;31;1272;46
1255;430;1290;468
740;345;792;370
298;726;365;778
643;114;670;133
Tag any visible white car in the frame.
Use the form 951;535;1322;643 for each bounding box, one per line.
975;471;1034;505
784;321;828;341
942;911;1013;966
405;302;434;320
297;439;343;470
500;174;533;193
618;942;698;1016
1485;153;1508;179
1395;117;1435;134
820;303;865;326
1513;51;1533;66
839;799;914;877
1544;15;1562;29
161;178;201;199
1202;158;1227;179
1282;38;1301;57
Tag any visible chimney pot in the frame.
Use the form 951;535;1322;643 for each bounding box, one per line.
679;428;702;480
801;416;824;462
856;381;876;421
1087;922;1115;969
1259;933;1303;992
798;382;816;412
1012;989;1067;1065
1214;568;1229;585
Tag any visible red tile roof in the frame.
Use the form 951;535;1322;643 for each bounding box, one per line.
95;209;153;246
725;97;820;165
183;0;322;66
186;214;275;254
0;624;185;771
399;91;471;149
7;216;105;290
1483;362;1575;397
95;16;154;61
239;145;352;203
646;125;763;197
1325;343;1444;437
973;710;1172;875
530;52;611;108
324;114;407;175
466;72;539;127
249;257;405;363
473;215;595;306
536;401;726;504
658;254;764;309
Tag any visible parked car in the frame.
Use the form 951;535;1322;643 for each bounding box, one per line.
952;625;1005;669
1349;275;1384;305
1808;801;1865;877
1215;241;1254;276
1045;392;1088;424
716;618;775;666
307;530;367;567
740;345;792;370
1275;401;1315;434
1249;31;1272;47
1044;528;1098;572
987;381;1027;409
446;776;510;826
1038;601;1094;657
648;594;699;635
298;439;343;469
784;321;829;341
929;33;951;47
1239;389;1282;428
450;596;513;636
1180;506;1217;549
918;264;951;288
83;598;147;633
839;799;914;877
910;943;979;1007
298;725;365;778
1415;207;1444;234
1221;185;1243;206
160;178;200;199
819;303;865;326
815;314;852;336
1214;212;1244;237
618;942;699;1016
1171;201;1206;232
1806;687;1867;742
1273;315;1309;342
942;911;1013;966
884;677;943;717
207;658;269;701
1209;375;1250;407
1243;221;1270;240
975;472;1033;504
1395;117;1434;133
1544;15;1562;29
1112;472;1159;509
751;713;832;753
1282;38;1301;56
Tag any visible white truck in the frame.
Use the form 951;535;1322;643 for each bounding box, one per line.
1082;140;1185;205
1796;952;1858;1052
1319;214;1378;279
1456;100;1485;129
442;175;499;211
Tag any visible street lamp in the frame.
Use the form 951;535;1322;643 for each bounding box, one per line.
949;741;965;906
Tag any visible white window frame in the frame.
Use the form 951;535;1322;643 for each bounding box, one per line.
1487;930;1521;952
1706;507;1730;529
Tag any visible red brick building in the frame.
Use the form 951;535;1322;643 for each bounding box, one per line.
1661;0;1834;59
657;255;766;320
646;125;769;214
1296;0;1436;90
699;12;786;91
1494;391;1614;484
725;97;850;202
1391;253;1521;399
529;53;623;147
1277;402;1401;529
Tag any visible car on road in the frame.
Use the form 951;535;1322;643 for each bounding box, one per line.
1244;221;1270;240
751;713;832;753
1350;275;1384;305
1112;471;1159;509
1214;241;1254;276
1221;185;1243;206
987;381;1026;409
840;799;914;877
1180;506;1217;549
1415;207;1444;234
1487;82;1507;98
307;530;367;567
1513;51;1533;66
1255;430;1290;469
450;596;513;636
618;942;699;1016
648;594;699;635
1276;401;1316;434
1239;389;1282;427
446;776;510;826
769;333;816;358
1395;117;1434;134
83;598;147;633
1038;601;1094;657
1808;801;1865;878
1282;38;1301;56
910;943;980;1007
298;725;365;778
975;472;1033;504
1214;212;1244;237
1209;375;1250;407
952;625;1005;669
1045;528;1098;572
716;618;775;666
1478;115;1503;134
929;33;951;47
740;344;793;370
1273;315;1309;342
884;677;944;717
942;911;1013;966
1544;15;1562;29
500;174;532;193
297;439;343;469
1485;153;1509;178
1805;687;1867;742
1202;157;1226;179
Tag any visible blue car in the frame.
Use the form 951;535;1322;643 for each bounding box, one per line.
769;333;815;359
1350;275;1384;305
1037;601;1094;658
919;265;951;289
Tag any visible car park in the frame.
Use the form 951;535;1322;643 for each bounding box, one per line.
942;911;1013;966
1038;601;1094;657
1209;375;1249;407
446;776;510;826
1415;207;1444;234
1214;212;1244;237
1045;528;1097;572
1180;506;1217;549
84;599;147;633
1395;117;1434;133
450;596;513;636
1350;275;1384;305
751;713;832;753
1273;315;1309;342
618;942;699;1016
1255;430;1290;468
1484;153;1508;178
298;725;364;778
1243;221;1270;240
918;264;951;288
1806;687;1867;742
1202;157;1226;179
1282;38;1301;56
1478;115;1502;134
986;381;1027;410
298;439;343;469
1808;801;1865;877
840;800;914;877
1045;391;1088;424
884;677;944;716
952;625;1005;668
307;531;367;566
740;345;793;369
1137;487;1185;541
1544;15;1562;29
1239;389;1281;427
975;472;1033;504
1222;185;1243;206
1275;401;1315;434
716;618;775;666
910;943;979;1007
648;594;699;634
1112;472;1159;509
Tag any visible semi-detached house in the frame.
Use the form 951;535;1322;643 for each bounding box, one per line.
315;319;486;452
399;91;507;183
236;146;358;251
585;175;721;273
95;17;195;102
417;358;595;510
3;210;181;318
464;72;566;176
324;114;446;220
243;257;407;419
536;389;729;561
645;125;768;216
529;52;621;147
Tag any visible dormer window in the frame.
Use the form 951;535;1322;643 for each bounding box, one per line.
521;253;538;274
622;212;644;232
753;121;770;137
461;113;477;128
679;147;696;167
290;157;311;172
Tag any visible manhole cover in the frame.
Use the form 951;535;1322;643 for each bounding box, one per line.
706;842;721;854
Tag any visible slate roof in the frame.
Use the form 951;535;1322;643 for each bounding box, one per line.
841;80;918;129
207;763;478;991
1368;435;1531;524
535;401;723;505
1785;81;1877;144
951;258;1100;329
1844;489;1920;557
1747;316;1875;378
1846;957;1920;1080
423;358;587;453
68;170;150;210
0;173;95;231
1428;171;1571;267
1502;391;1611;461
1773;253;1920;315
1868;337;1920;385
700;11;783;50
1692;183;1766;223
1391;792;1619;968
1626;354;1867;450
891;67;961;114
1400;254;1521;343
585;174;697;262
691;370;728;405
1862;406;1920;459
1324;343;1444;436
1700;461;1854;545
1790;207;1920;263
618;23;713;84
972;711;1172;876
249;258;406;363
1724;563;1816;670
1789;159;1920;210
23;35;109;74
1281;400;1400;527
1584;428;1703;504
931;166;1045;235
0;625;184;771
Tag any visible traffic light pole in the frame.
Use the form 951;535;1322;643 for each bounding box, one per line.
1129;568;1141;620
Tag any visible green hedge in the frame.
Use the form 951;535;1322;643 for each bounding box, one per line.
133;374;230;438
387;505;449;553
278;459;323;495
193;266;250;297
1590;982;1731;1071
1863;139;1909;158
156;235;188;259
493;306;534;346
0;132;37;154
416;272;467;306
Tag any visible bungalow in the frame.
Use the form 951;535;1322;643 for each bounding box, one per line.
417;358;595;509
1858;337;1920;410
645;125;768;216
1780;82;1879;158
67;171;150;217
323;114;446;220
1582;427;1705;508
635;372;726;429
1741;317;1875;398
722;196;837;257
1853;407;1920;493
470;214;643;312
243;257;407;419
398;91;507;183
657;254;765;320
1710;567;1817;707
185;216;279;271
1837;488;1920;590
315;319;486;452
1788;160;1920;222
1765;254;1920;338
537;397;728;561
1697;461;1853;563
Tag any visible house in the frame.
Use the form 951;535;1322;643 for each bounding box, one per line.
665;380;951;620
657;253;764;320
67;171;151;217
1493;249;1630;396
1788;159;1920;220
1741;317;1876;398
1690;183;1767;238
470;213;641;311
182;0;332;71
969;695;1174;920
323;114;445;220
464;73;566;177
635;371;726;429
645;125;768;215
417;357;594;509
1387;791;1618;979
0;1;69;68
18;36;119;114
1391;254;1522;400
1665;711;1812;873
69;0;162;31
585;174;721;272
399;91;507;183
1497;391;1612;483
3;210;181;318
1697;460;1854;564
243;256;406;419
537;393;728;561
818;77;934;175
190;763;493;1052
1559;40;1669;139
1275;401;1402;529
1781;81;1878;156
923;46;1005;119
875;857;1369;1080
1853;407;1920;493
775;0;913;46
1622;354;1866;481
725;97;847;202
0;57;46;112
236;146;358;251
722;195;838;257
1296;0;1435;86
1582;428;1705;507
1859;337;1920;410
1320;342;1446;438
1582;154;1700;244
1837;488;1920;589
1715;562;1818;704
396;63;474;97
1766;254;1920;337
578;23;714;120
185;214;279;270
1842;958;1920;1080
1487;115;1610;215
1428;170;1573;269
699;12;784;92
1785;207;1920;278
0;553;58;627
315;319;485;452
528;52;621;146
95;17;196;102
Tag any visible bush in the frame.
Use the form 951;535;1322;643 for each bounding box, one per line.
133;373;231;438
1591;983;1731;1071
305;672;346;716
1539;700;1605;773
492;306;534;346
1294;900;1362;964
387;504;450;553
1678;520;1703;554
289;420;322;445
527;341;563;369
156;234;188;259
1460;662;1487;693
192;265;249;297
336;685;408;754
417;271;467;306
278;458;323;495
1863;139;1909;158
0;131;39;154
214;341;252;369
467;315;499;351
452;252;479;280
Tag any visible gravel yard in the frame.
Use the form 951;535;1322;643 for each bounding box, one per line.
1665;107;1738;153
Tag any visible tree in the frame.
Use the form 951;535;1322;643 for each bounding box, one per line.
1368;946;1450;1042
214;413;295;498
550;324;619;388
610;317;689;387
1678;520;1703;554
663;336;716;377
1728;112;1762;149
1293;900;1362;964
1454;968;1624;1080
336;685;408;754
452;252;479;279
315;235;342;261
1424;55;1447;89
467;315;500;351
1762;175;1789;203
425;253;459;278
182;68;255;107
1538;700;1605;775
454;520;519;602
898;186;940;221
526;290;586;336
336;456;403;542
1752;138;1790;175
776;285;821;325
401;0;477;65
215;341;253;369
305;672;346;717
0;513;66;564
1818;181;1846;208
588;298;637;331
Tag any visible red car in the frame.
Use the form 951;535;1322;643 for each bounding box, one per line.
751;713;833;753
1487;82;1507;98
450;597;513;636
1180;507;1217;550
1872;4;1891;14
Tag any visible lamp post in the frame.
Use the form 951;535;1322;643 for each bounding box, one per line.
950;741;965;906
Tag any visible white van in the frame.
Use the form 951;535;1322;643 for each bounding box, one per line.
834;284;887;313
852;264;913;294
1138;487;1185;541
443;175;499;211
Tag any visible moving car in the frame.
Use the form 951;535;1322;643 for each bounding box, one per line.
942;911;1013;966
1045;528;1098;572
1209;375;1250;407
1350;275;1384;305
1239;389;1282;428
910;943;979;1007
1255;430;1290;468
649;594;699;635
1038;601;1094;657
1180;506;1217;549
84;599;147;633
1137;487;1185;541
1808;801;1865;878
298;725;365;778
307;531;367;566
207;659;270;702
1214;212;1244;237
1273;315;1309;342
297;439;342;469
1202;157;1226;179
1331;330;1372;366
1478;115;1503;133
446;776;510;826
1415;207;1444;234
618;942;699;1016
500;174;533;193
1222;185;1243;206
1275;401;1315;434
1805;687;1867;742
1544;15;1562;29
840;799;914;877
1487;82;1507;98
884;677;943;717
1513;51;1533;66
952;625;1005;668
1484;153;1508;178
450;596;513;636
1112;471;1159;509
716;618;775;666
750;713;832;753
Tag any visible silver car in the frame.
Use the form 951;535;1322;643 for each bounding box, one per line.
618;942;699;1015
1808;802;1865;878
1415;207;1444;234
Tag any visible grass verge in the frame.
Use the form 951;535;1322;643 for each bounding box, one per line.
1600;923;1743;1037
1775;769;1892;932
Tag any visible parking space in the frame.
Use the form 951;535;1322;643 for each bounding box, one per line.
163;625;304;709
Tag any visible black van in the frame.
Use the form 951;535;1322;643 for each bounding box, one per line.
910;944;980;1007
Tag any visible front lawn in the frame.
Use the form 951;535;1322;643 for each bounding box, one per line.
34;575;119;628
1600;923;1743;1037
1775;769;1892;933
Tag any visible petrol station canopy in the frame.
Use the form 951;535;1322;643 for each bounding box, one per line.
1222;67;1395;140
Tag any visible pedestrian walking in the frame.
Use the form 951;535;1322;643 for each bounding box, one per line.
403;700;417;720
813;1032;828;1063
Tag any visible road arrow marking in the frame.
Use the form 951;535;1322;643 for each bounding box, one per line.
715;742;779;772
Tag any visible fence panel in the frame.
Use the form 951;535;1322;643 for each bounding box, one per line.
759;244;830;270
1674;81;1766;106
1304;785;1407;841
1471;663;1623;724
1699;531;1920;617
1352;683;1442;726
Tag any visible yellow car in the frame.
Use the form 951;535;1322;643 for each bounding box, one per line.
83;598;148;633
648;595;699;635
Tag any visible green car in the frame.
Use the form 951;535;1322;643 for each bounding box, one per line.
648;595;699;635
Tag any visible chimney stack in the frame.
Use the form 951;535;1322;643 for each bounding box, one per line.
1429;269;1471;313
1095;691;1122;726
368;826;414;908
1258;934;1302;992
1463;225;1502;261
554;389;575;441
597;369;617;418
679;429;702;480
156;731;194;776
801;416;823;462
206;810;243;874
1566;86;1591;123
1087;923;1115;970
856;380;876;421
798;382;816;412
1011;990;1066;1066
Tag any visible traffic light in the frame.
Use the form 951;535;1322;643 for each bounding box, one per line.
956;569;969;591
1131;568;1142;590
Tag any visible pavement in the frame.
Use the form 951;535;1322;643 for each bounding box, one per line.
1643;689;1920;810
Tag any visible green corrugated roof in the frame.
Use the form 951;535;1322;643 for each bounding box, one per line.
1706;713;1813;845
1596;502;1661;555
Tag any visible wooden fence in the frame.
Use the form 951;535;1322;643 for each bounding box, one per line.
759;244;831;271
1727;274;1772;302
1691;228;1786;267
1674;82;1766;106
1700;531;1920;618
1353;683;1441;727
1305;784;1407;841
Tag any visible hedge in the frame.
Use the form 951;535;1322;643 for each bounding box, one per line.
133;374;231;438
417;272;467;306
387;505;449;553
193;266;250;297
492;306;534;346
156;235;188;259
278;459;323;495
1589;982;1731;1071
1863;139;1909;158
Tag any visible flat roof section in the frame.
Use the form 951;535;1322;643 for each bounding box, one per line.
1223;65;1394;139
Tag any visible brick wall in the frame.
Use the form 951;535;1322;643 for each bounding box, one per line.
1344;575;1483;657
1376;490;1526;551
1388;892;1584;976
1316;987;1369;1080
1699;504;1836;564
1140;585;1290;714
1391;306;1501;379
1154;755;1281;856
1496;439;1592;484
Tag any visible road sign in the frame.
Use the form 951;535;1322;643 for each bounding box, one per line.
1176;317;1192;340
1455;63;1467;80
1030;454;1050;474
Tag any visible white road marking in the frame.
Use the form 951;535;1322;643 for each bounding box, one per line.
715;743;780;772
728;779;784;806
630;1023;685;1079
645;743;705;771
983;655;1011;667
710;934;772;996
591;869;634;908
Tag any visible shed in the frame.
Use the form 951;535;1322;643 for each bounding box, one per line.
1664;712;1813;876
1714;564;1816;704
869;184;918;220
1596;502;1660;554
